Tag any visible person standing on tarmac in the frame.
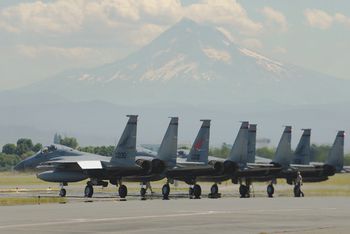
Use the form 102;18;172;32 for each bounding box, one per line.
295;171;304;197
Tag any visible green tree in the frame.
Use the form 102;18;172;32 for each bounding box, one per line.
209;143;231;158
16;138;33;155
2;143;16;155
78;146;95;154
310;144;331;162
79;145;115;156
94;146;114;156
256;147;275;159
20;151;35;160
32;143;43;152
60;137;78;149
178;145;190;150
344;154;350;166
0;153;21;168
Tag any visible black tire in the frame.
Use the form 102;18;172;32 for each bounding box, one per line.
140;188;147;197
118;185;128;198
193;184;201;199
84;185;93;198
210;184;219;195
239;185;249;198
162;184;170;199
267;184;274;198
294;185;301;197
59;188;66;197
189;187;194;196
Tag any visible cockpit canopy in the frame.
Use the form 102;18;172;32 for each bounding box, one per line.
41;145;57;154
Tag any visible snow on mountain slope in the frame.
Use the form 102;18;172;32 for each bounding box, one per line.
19;18;350;105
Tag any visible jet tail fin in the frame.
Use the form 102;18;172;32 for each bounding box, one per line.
326;131;345;172
228;121;249;164
247;124;256;163
157;117;178;167
273;126;292;168
187;120;211;163
112;115;138;164
292;129;311;165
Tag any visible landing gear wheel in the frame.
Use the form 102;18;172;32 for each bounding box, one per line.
193;184;202;199
84;185;93;198
210;184;219;195
239;185;250;198
59;188;66;197
162;184;170;200
189;187;194;197
118;184;128;198
140;187;146;197
267;184;274;198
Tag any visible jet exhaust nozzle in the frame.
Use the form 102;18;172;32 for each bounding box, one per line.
223;160;238;174
151;159;166;174
135;159;152;174
208;160;225;174
323;164;336;176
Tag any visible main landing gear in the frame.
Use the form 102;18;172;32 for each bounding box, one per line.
84;180;108;198
59;182;67;197
162;183;170;200
110;179;128;199
193;184;202;199
239;179;251;198
140;182;153;198
84;184;93;197
140;187;147;197
188;184;202;199
267;183;274;198
118;184;128;198
188;184;201;199
209;183;220;198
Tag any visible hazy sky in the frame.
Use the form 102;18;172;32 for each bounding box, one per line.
0;0;349;90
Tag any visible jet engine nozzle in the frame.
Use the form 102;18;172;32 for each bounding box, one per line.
323;164;336;176
151;159;166;174
208;160;224;174
223;160;238;174
135;159;152;174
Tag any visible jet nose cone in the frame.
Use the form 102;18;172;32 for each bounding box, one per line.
14;161;25;171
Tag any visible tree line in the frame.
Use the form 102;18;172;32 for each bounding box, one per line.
1;137;349;170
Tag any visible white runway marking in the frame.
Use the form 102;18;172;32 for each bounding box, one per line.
0;207;337;230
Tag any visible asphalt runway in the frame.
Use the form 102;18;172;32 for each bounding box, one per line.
0;197;349;233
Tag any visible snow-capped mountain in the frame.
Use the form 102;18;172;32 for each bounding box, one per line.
1;19;350;148
23;18;349;105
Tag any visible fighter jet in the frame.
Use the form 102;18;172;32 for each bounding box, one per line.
14;115;165;198
162;119;230;199
192;124;343;198
121;116;179;198
126;118;228;199
195;122;281;198
248;127;344;197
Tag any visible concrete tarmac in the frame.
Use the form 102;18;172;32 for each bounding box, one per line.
0;197;349;234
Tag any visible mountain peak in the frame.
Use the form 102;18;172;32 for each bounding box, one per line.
175;17;198;27
22;18;350;106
